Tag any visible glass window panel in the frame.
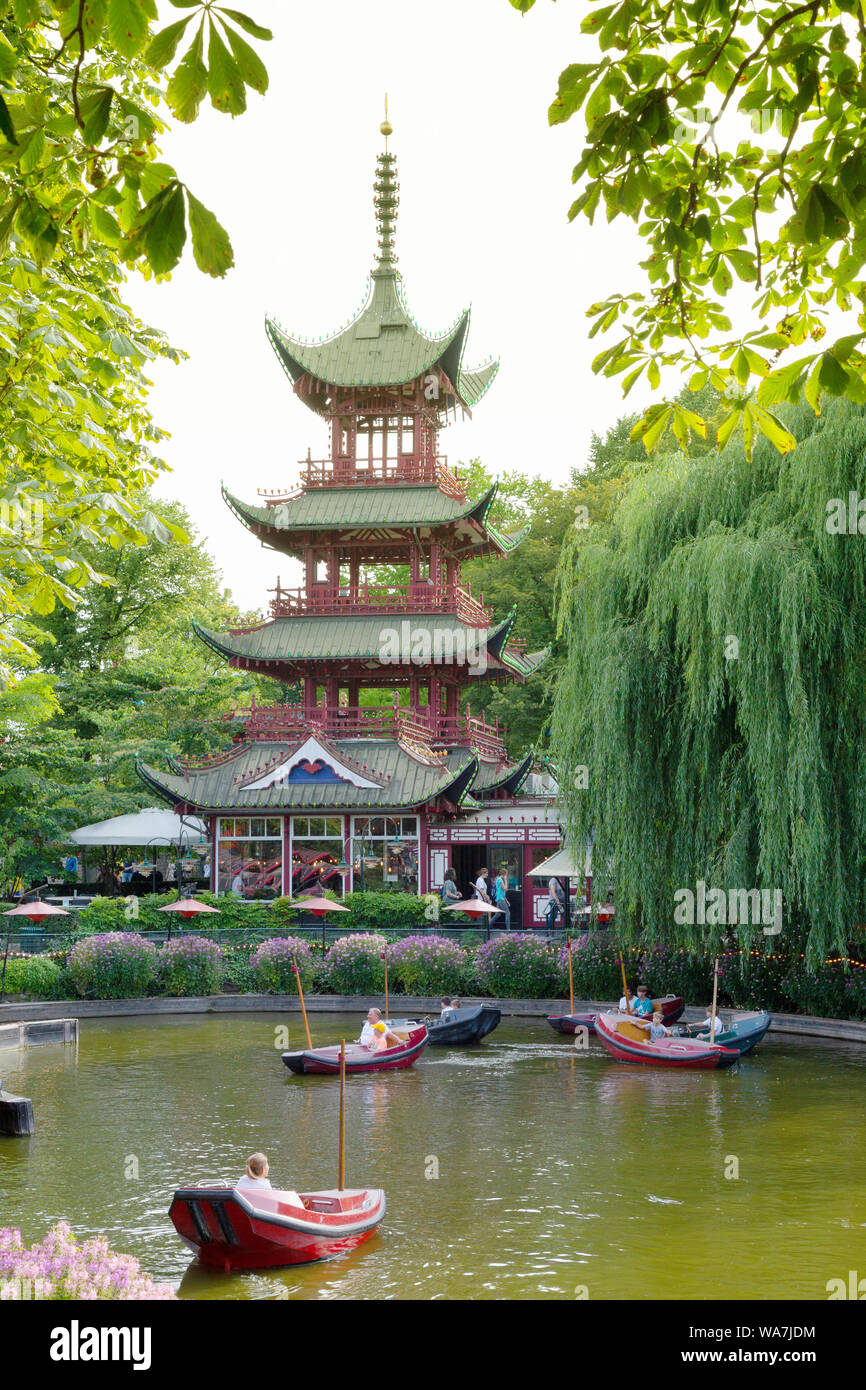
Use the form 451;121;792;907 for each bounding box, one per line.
266;818;282;837
251;818;266;837
325;817;343;838
308;817;326;837
291;838;345;897
401;816;417;836
292;817;309;838
219;818;235;838
217;839;282;900
370;817;385;836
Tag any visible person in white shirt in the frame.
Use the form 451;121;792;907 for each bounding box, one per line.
358;1007;382;1047
474;867;492;902
236;1152;304;1208
237;1152;273;1190
696;1007;725;1039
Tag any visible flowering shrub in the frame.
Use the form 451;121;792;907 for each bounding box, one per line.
0;954;63;998
319;933;388;994
386;935;467;995
157;937;224;997
251;937;316;992
67;933;157;999
0;1222;175;1300
474;935;567;998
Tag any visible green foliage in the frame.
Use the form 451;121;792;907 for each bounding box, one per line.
524;0;866;456
1;951;62;997
341;891;432;933
156;935;223;996
473;934;566;998
386;935;468;996
66;930;156;997
250;936;316;992
320;932;387;995
552;396;866;961
0;1;271;688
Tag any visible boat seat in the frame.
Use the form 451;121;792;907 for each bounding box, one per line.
616;1020;650;1043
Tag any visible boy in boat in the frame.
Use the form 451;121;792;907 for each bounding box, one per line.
625;984;653;1017
648;1011;671;1042
695;1005;726;1040
370;1020;403;1052
440;997;456;1019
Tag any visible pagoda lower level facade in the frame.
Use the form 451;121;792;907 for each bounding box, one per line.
138;127;562;926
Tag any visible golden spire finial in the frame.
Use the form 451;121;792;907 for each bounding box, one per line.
380;93;392;145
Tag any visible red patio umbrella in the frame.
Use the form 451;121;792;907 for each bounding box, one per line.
442;899;502;917
290;896;350;918
157;896;220;941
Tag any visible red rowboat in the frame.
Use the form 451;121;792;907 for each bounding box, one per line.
169;1184;385;1271
282;1023;428;1075
547;994;684;1036
594;1011;739;1069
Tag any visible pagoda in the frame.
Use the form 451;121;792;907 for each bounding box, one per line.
138;118;558;915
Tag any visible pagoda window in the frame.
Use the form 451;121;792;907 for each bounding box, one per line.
216;816;282;900
290;815;346;897
351;814;419;894
399;416;415;456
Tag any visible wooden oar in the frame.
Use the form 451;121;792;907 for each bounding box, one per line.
709;956;719;1044
619;954;632;1013
338;1039;346;1192
567;935;574;1014
292;957;312;1050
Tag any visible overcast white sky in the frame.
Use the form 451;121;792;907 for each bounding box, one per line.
125;0;645;612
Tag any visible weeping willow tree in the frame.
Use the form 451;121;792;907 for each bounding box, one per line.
551;396;866;960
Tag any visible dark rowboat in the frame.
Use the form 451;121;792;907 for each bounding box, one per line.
169;1184;385;1271
547;994;685;1036
595;1011;739;1070
681;1010;771;1055
282;1023;428;1075
424;1005;502;1046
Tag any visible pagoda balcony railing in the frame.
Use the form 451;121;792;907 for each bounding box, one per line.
298;454;465;498
231;700;507;758
268;580;492;627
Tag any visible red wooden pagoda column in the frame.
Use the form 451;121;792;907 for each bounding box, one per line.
303;676;316;718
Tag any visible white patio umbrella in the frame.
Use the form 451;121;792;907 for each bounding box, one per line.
68;808;208;847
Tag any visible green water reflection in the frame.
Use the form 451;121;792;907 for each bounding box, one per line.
1;1013;864;1300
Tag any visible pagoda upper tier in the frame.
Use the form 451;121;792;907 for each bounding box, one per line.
223;479;530;563
265;148;498;418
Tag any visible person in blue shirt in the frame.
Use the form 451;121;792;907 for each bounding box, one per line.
649;1011;670;1042
629;984;654;1018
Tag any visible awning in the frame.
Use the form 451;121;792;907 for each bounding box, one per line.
68;808;209;848
527;844;590;880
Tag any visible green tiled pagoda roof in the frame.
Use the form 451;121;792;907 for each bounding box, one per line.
469;751;534;798
193;612;519;667
266;267;498;411
222;481;528;559
137;737;478;813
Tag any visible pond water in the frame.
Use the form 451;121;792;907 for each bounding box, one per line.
1;1012;864;1301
